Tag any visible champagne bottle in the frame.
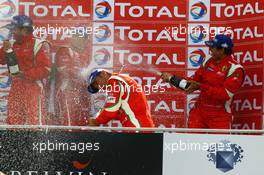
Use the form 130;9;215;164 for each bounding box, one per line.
5;48;19;75
170;75;191;90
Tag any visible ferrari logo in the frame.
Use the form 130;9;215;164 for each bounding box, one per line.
222;66;227;72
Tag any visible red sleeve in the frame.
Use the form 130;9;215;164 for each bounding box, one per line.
200;68;244;101
23;44;51;81
96;79;123;124
0;47;7;65
188;66;204;82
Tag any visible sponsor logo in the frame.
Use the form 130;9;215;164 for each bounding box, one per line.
20;2;90;17
233;98;262;111
94;48;111;66
106;96;116;103
148;100;184;113
0;100;7;113
0;92;8;99
242;74;262;87
72;159;92;170
115;3;186;18
189;49;205;67
211;2;264;18
95;24;111;42
232;122;257;130
189;25;207;43
207;140;244;173
228;26;263;40
234;50;263;64
95;0;112;19
0;24;12;42
0;0;16;18
0;34;4;42
190;1;207;20
115;49;185;66
115;26;185;42
0;76;11;89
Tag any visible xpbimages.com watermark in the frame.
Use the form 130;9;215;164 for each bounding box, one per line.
98;84;166;95
164;24;232;37
165;140;231;153
33;25;101;38
32;140;100;154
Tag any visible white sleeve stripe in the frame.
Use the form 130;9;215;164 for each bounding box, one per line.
226;64;243;77
108;75;140;127
224;88;234;114
121;101;141;128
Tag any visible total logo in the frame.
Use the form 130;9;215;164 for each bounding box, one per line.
234;50;263;64
188;48;208;68
189;0;209;21
232;122;257;130
94;48;111;66
148;100;184;113
188;24;209;45
0;24;11;43
94;24;112;42
93;0;114;21
0;92;8;100
95;0;112;19
115;25;185;42
207;140;244;173
115;2;186;19
227;26;263;41
93;23;113;44
233;98;262;112
20;2;90;17
131;75;173;91
0;76;11;90
91;46;113;68
0;100;7;113
211;2;264;18
115;49;185;66
242;73;262;88
0;0;18;19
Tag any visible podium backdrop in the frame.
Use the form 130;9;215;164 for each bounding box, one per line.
0;0;263;129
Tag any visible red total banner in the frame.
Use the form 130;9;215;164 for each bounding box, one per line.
114;0;187;21
233;115;263;130
113;46;186;70
241;67;263;91
233;43;263;67
19;0;92;21
210;0;264;21
128;70;186;94
232;91;263;115
208;19;263;43
114;23;187;46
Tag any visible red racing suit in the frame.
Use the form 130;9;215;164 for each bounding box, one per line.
52;46;90;126
0;35;51;125
95;74;155;128
188;55;244;129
